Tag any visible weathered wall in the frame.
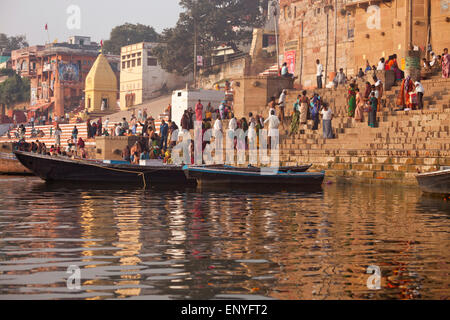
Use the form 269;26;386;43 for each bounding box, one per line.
198;56;250;89
278;0;450;89
95;136;140;160
232;76;292;119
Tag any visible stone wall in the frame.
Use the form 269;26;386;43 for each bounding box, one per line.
278;0;450;89
197;56;251;89
232;76;293;119
95;136;140;160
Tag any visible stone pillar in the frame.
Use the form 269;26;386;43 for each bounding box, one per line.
54;84;64;118
405;50;421;81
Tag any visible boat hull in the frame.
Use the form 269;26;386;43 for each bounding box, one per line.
184;166;324;189
14;151;194;187
416;169;450;195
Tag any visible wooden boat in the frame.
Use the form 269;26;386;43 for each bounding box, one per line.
183;165;324;188
416;167;450;195
13;150;195;187
201;163;312;173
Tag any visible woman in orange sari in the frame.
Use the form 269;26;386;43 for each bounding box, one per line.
396;76;414;110
354;88;364;122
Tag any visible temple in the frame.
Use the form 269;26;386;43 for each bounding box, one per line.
84;53;118;113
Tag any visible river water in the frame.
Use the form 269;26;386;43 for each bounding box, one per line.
0;175;448;300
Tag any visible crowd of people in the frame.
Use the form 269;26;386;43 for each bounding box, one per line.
7;48;450;164
14;134;87;159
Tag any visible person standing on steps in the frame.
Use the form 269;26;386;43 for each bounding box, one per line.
320;103;333;139
347;83;357;117
278;89;287;122
299;91;309;125
316;59;323;89
354;88;364;122
368;92;378;128
310;93;321;130
414;80;425;110
442;48;450;78
267;96;277;117
54;125;62;147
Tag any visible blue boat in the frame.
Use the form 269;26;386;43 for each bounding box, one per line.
183;165;325;188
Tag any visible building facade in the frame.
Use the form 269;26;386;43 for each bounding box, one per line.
11;38;120;118
278;0;450;88
119;42;189;110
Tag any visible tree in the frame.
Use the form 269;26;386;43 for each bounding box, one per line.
0;74;30;109
103;23;159;55
0;33;28;53
153;0;269;74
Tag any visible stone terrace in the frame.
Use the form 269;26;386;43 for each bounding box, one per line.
277;76;450;185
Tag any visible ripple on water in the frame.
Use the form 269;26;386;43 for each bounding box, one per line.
0;176;449;300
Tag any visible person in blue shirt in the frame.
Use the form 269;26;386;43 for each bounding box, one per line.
281;62;296;79
160;120;169;151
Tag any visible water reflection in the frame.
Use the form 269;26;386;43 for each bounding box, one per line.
0;176;448;300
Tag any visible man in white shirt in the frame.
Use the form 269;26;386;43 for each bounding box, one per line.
228;114;237;131
264;110;280;150
377;58;385;71
213;117;223;137
104;118;110;131
415;81;424;110
320;104;334;139
316;59;323;88
115;124;122;136
278;89;287;121
429;52;437;67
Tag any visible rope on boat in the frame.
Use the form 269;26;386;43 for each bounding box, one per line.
86;162;158;189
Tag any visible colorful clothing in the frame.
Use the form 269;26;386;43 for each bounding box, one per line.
290;100;300;134
354;92;364;122
310;96;321;130
442;53;450;78
348;87;356;117
299;96;309;124
368;97;378;128
396;76;414;109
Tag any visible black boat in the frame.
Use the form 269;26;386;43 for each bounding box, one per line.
13;150;195;187
416;167;450;195
201;163;312;173
183;165;324;188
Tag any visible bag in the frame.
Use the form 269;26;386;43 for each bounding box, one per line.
410;93;418;105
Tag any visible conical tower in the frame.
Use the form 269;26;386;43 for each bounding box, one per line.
85;54;118;113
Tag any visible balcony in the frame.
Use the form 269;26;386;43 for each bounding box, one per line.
344;0;392;8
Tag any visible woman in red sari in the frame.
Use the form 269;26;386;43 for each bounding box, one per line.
396;76;414;110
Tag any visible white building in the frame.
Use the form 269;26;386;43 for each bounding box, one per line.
120;42;190;110
171;89;225;127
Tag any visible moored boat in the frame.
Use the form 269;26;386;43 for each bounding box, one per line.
183;165;325;188
13;150;195;187
416;167;450;195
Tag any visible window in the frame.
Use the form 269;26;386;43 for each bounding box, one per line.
127;55;130;59
122;61;126;69
137;58;141;66
127;61;130;68
132;53;136;57
147;58;157;66
122;55;126;60
137;52;141;57
132;59;136;67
